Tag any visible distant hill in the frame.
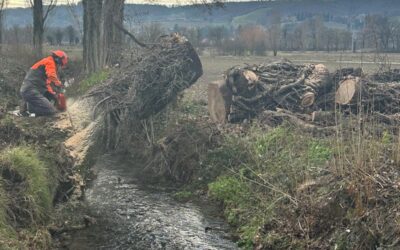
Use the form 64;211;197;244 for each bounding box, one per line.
4;0;400;29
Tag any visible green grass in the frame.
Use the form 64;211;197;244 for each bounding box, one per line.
206;126;333;247
173;190;193;202
78;69;110;93
0;146;54;249
1;146;52;223
0;177;19;248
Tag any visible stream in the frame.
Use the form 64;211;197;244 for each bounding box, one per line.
64;156;238;250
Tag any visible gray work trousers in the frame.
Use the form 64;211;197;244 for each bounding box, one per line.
20;82;56;116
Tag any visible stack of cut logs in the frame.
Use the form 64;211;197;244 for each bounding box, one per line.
208;60;400;123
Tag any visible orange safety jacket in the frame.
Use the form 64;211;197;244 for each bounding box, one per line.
23;56;63;95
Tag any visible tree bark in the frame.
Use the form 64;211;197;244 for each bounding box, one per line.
31;0;56;59
83;0;124;73
0;0;6;52
103;0;124;66
33;0;44;59
83;0;102;73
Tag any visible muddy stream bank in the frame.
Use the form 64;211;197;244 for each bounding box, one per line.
62;156;238;250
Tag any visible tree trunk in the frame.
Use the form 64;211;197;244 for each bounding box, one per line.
83;0;124;73
83;0;102;73
0;0;5;52
103;0;124;66
33;0;44;59
0;10;3;52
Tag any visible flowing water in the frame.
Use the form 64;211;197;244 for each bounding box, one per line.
64;157;238;250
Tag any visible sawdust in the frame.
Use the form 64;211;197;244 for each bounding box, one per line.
64;122;96;166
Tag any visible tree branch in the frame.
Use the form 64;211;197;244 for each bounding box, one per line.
113;21;148;48
43;0;57;22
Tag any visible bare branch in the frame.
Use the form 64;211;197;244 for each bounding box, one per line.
26;0;33;7
43;0;57;22
114;21;149;48
66;0;83;36
0;0;7;11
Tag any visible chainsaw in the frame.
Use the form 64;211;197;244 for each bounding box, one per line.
49;84;67;112
55;90;67;111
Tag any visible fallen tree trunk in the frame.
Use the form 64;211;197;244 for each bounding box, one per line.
64;33;203;154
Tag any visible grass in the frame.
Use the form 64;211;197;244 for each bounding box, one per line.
78;69;110;93
0;146;53;249
0;177;19;248
199;114;400;248
1;146;52;222
206;126;333;248
173;190;193;201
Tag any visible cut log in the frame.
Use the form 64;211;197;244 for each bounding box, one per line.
305;64;332;94
208;80;232;123
335;77;361;105
301;92;316;107
243;70;259;84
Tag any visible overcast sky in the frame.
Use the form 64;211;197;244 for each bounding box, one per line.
6;0;206;8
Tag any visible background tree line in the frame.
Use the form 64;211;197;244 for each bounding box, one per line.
1;1;400;67
171;13;400;56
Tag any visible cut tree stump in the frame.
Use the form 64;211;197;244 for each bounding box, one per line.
335;77;361;105
208;80;232;123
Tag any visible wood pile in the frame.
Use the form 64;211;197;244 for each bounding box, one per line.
210;60;331;123
208;60;400;127
335;77;400;114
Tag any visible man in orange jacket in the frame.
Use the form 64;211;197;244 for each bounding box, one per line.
20;50;68;116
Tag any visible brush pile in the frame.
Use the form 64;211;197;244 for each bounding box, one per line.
209;60;400;127
225;60;331;122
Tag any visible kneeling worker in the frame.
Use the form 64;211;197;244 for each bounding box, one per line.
20;50;68;116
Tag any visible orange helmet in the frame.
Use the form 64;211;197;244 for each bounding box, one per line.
51;50;68;67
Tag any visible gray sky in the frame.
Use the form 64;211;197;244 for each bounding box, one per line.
6;0;196;8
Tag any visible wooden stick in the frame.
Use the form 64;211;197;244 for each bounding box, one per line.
113;21;148;48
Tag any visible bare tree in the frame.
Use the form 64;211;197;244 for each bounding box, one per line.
140;23;165;43
29;0;57;59
13;25;20;44
66;0;82;37
65;25;76;45
46;34;54;45
268;12;281;56
0;0;7;52
83;0;124;73
55;28;63;45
